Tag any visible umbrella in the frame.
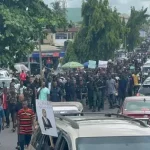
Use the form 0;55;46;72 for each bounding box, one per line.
83;62;89;67
62;62;83;69
14;63;29;73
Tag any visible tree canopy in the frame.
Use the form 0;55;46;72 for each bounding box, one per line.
64;0;122;63
64;0;150;63
126;7;149;51
0;0;67;66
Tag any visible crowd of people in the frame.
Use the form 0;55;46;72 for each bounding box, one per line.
0;52;148;149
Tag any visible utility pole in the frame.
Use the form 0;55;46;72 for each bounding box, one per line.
38;31;43;77
27;54;31;75
125;35;127;54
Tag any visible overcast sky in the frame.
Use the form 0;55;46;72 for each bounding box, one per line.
44;0;150;14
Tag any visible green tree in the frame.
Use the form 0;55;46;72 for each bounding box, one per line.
0;0;67;66
51;1;68;30
64;41;78;63
126;7;149;51
65;0;122;62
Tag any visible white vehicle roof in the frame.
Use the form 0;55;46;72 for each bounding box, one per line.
0;77;17;81
51;102;83;114
0;70;9;77
55;115;150;138
144;60;150;65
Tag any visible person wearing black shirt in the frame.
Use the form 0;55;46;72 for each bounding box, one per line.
87;77;94;109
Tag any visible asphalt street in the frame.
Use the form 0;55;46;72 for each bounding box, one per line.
0;101;118;150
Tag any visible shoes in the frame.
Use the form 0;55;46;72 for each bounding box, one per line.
16;146;21;150
5;125;9;128
12;128;16;132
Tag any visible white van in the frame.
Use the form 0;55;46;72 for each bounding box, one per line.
142;63;150;76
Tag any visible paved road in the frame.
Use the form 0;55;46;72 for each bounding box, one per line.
0;101;118;150
0;127;17;150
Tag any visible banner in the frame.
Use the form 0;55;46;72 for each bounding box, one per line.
98;60;108;68
36;100;58;137
88;60;96;69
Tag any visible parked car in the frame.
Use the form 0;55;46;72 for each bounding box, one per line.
118;96;150;124
138;77;150;96
29;112;150;150
0;77;20;95
0;69;10;78
141;63;150;76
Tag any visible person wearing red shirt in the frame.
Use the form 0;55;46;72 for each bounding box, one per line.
20;70;27;84
17;100;35;150
1;87;9;128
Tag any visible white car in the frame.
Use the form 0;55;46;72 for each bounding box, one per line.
0;77;20;89
0;69;10;78
29;113;150;150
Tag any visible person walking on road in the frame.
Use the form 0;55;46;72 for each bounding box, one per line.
106;75;116;109
19;70;26;85
38;82;50;101
0;99;5;146
17;100;35;150
16;95;24;150
1;87;9;128
8;85;17;132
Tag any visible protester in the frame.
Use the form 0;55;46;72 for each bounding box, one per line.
132;71;140;95
106;75;116;109
38;81;50;101
17;100;35;150
50;81;62;102
18;81;26;95
1;87;9;128
8;85;17;132
19;70;27;85
16;95;24;150
23;84;33;108
118;75;128;106
0;99;5;146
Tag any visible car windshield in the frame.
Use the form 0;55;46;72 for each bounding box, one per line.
125;101;150;111
76;136;150;150
0;80;11;87
0;73;5;77
143;79;150;85
142;67;150;73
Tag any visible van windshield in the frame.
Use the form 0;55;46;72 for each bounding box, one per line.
76;136;150;150
142;67;150;73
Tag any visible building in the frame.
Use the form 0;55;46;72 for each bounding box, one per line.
30;45;65;68
43;27;79;47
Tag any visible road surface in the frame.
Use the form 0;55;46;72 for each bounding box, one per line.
0;128;17;150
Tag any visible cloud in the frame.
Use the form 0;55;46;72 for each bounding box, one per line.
43;0;150;14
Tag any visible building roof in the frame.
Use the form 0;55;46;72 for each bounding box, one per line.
57;27;79;32
66;8;82;23
34;45;62;52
